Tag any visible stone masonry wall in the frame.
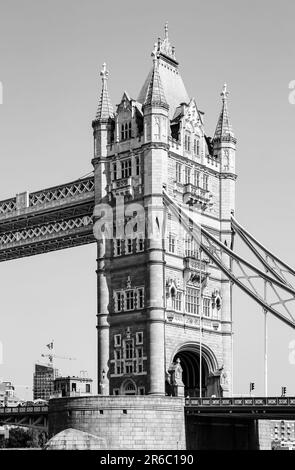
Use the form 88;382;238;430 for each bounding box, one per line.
49;395;186;450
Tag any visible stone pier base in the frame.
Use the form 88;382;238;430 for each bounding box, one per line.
48;395;186;450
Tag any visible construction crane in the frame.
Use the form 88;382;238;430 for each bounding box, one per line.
41;353;76;367
41;340;76;369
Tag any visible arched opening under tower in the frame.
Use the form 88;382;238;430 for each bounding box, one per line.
173;350;208;397
170;343;219;398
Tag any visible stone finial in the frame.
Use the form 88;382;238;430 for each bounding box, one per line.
153;22;176;61
151;42;158;61
221;83;229;100
100;62;109;81
164;21;169;39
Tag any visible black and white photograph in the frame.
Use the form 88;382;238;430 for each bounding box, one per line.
0;0;295;458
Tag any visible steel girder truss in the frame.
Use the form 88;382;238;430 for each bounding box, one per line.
163;191;295;329
0;176;95;260
231;217;295;289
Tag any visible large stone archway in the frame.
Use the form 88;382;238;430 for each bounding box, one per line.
170;343;219;398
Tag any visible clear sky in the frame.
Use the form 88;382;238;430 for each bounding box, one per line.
0;0;295;399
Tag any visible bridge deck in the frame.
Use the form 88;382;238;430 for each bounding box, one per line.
0;405;48;431
185;397;295;419
0;177;95;261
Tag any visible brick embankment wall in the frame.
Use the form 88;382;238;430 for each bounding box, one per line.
49;395;186;450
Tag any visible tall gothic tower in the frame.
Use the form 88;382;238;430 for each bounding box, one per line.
92;25;237;398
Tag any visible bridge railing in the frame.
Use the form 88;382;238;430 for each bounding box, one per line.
0;406;48;414
0;176;94;217
185;397;295;407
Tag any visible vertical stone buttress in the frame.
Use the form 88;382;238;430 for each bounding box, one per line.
92;64;114;394
143;54;169;395
213;84;237;395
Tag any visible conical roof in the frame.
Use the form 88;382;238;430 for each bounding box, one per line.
95;63;114;121
143;57;168;108
214;84;234;140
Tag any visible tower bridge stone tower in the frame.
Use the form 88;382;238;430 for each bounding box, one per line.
92;25;236;400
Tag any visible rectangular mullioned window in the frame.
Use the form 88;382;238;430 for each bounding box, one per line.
126;290;135;311
185;236;198;258
114;334;121;347
112;162;117;180
172;291;182;312
185;166;191;184
114;239;122;256
136;332;143;345
121;159;132;178
114;238;144;256
184;133;191;152
194;170;200;187
176;163;182;183
168;233;175;253
137;288;144;309
114;287;145;312
121;122;132;141
203;297;211;317
126;238;133;254
185;287;200;315
111;335;146;377
136;238;144;252
136;157;140;176
115;292;124;312
203;174;209;191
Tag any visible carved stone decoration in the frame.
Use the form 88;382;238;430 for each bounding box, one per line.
223;149;230;171
211;289;222;310
168;358;184;397
183;99;203;136
154;116;160;140
126;275;132;289
165;278;178;298
125;327;131;340
220;366;229;392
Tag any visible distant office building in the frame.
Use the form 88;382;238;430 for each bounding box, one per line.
271;420;295;450
53;376;93;398
33;364;59;400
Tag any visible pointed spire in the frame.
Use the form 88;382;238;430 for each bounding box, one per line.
95;63;114;121
143;52;168;109
214;83;235;140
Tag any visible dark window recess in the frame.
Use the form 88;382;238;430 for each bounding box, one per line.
123;409;127;414
171;122;180;141
135;109;143;136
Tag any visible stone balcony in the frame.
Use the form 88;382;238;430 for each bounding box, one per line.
184;256;210;285
183;183;212;210
109;176;142;199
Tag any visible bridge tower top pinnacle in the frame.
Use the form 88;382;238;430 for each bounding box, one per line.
94;62;114;122
214;83;235;141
